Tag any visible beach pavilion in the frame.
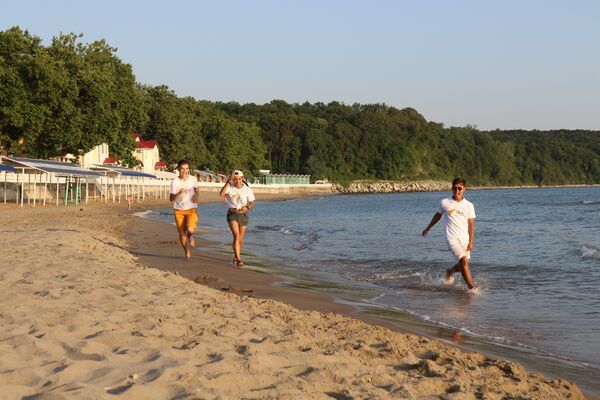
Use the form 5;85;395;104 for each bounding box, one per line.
0;162;17;204
1;156;104;207
89;164;164;203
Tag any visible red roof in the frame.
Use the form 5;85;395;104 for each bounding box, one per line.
155;161;167;167
135;140;157;149
103;157;118;164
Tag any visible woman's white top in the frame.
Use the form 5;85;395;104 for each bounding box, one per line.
224;184;255;210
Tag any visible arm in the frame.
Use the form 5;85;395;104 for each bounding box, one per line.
241;200;254;213
192;186;199;204
422;212;442;236
169;187;185;202
219;180;230;198
467;218;475;250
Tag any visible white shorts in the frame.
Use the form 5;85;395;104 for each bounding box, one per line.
447;238;470;261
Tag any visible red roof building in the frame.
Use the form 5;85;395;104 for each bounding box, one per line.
103;157;119;165
155;161;168;171
131;133;161;173
135;140;157;149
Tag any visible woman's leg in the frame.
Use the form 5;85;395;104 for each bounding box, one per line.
236;225;248;265
228;220;241;263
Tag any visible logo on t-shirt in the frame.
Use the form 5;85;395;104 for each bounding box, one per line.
448;209;456;215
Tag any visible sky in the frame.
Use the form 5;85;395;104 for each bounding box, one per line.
1;0;599;131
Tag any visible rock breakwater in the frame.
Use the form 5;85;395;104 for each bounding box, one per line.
332;180;450;193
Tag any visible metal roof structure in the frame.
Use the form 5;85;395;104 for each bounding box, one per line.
91;164;155;178
0;163;16;172
2;156;102;177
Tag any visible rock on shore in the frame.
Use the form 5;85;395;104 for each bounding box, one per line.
332;180;450;193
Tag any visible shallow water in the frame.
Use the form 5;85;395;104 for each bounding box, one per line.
147;186;600;395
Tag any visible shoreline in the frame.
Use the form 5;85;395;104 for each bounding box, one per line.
132;198;600;399
0;199;592;399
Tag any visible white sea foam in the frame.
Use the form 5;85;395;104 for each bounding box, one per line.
370;272;413;281
582;200;600;205
581;244;600;259
132;210;154;218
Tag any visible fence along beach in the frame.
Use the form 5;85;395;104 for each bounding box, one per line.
0;156;332;207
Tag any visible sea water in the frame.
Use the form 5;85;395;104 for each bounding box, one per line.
146;187;600;395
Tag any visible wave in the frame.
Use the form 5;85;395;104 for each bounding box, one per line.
581;244;600;259
582;200;600;205
338;258;490;294
255;224;321;250
255;224;283;232
132;210;153;218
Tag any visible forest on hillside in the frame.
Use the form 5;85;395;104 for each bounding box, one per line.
1;27;599;185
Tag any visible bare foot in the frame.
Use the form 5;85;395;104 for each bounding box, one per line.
188;236;195;249
444;268;454;284
185;248;191;259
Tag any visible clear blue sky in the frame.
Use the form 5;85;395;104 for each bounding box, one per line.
2;0;599;130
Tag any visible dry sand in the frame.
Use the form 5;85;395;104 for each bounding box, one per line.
0;199;587;399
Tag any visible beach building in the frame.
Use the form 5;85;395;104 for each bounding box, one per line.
51;143;110;168
53;135;168;175
258;173;311;185
195;169;228;183
155;161;168;171
131;133;161;174
102;156;119;166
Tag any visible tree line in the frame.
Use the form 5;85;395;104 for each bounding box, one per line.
1;27;599;185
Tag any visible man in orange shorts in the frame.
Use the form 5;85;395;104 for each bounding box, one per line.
169;160;199;259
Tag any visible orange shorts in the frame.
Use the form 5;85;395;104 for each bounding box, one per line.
174;208;198;233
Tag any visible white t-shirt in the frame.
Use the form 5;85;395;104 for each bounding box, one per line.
438;197;476;243
169;176;198;210
224;184;255;210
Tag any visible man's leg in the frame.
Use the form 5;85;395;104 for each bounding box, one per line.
458;256;475;289
178;230;190;259
445;263;460;283
186;210;198;249
174;211;190;259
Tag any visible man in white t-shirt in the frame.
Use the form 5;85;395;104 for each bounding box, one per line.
422;177;477;290
169;160;199;259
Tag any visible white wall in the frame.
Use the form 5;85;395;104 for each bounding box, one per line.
79;143;109;168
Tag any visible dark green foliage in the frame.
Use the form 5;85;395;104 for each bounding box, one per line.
0;27;145;165
213;101;600;184
1;27;599;184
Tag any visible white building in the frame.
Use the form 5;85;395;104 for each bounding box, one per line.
52;134;165;174
80;143;110;168
131;133;161;174
52;143;109;168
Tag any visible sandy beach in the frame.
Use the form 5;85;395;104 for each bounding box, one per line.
0;197;588;399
